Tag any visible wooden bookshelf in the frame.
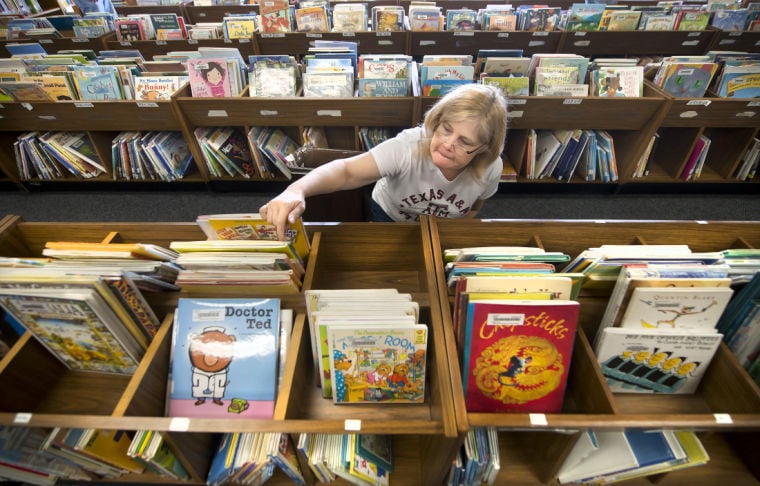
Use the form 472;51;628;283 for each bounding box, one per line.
426;216;760;485
0;28;757;190
0;215;757;484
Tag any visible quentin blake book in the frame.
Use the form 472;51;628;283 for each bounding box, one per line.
462;299;580;413
168;298;280;418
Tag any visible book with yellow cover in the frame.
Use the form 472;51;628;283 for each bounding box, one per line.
196;213;310;261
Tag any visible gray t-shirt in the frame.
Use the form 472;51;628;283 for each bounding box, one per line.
369;126;502;221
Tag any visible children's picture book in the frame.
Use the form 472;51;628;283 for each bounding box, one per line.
326;323;428;403
605;10;643;31
656;62;718;98
618;286;733;331
133;75;185;101
196;213;310;261
0;288;142;374
259;0;293;33
187;58;232;98
461;299;580;413
73;65;123;101
595;327;723;394
168;298;281;418
595;66;644;97
0;81;53;101
565;3;606;31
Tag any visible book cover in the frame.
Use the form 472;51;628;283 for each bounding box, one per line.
659;62;718;98
462;299;580;413
74;429;144;474
605;10;643;31
196;212;310;261
168;298;281;418
327;323;428;404
481;75;530;97
675;10;711;30
595;327;723;394
0;288;141;374
187;58;231;98
0;81;52;101
259;0;293;33
358;78;408;97
72;65;123;101
295;6;329;33
565;3;606;31
596;66;644;97
133;76;184;101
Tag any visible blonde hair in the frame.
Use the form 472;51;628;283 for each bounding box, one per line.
422;83;508;180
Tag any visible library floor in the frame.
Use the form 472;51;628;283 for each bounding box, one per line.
0;190;758;222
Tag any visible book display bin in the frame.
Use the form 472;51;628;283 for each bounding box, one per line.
0;28;758;190
0;214;758;485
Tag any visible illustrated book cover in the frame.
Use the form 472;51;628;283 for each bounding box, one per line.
618;286;733;331
0;287;142;374
168;297;281;418
594;327;723;394
187;57;232;98
326;323;428;404
196;212;310;261
461;299;580;413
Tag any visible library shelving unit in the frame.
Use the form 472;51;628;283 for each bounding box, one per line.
254;31;409;58
1;31;113;58
0;87;207;189
0;214;460;486
184;3;259;24
0;29;758;191
556;30;715;57
171;82;419;184
103;36;257;64
0;214;758;485
640;93;760;184
426;216;760;485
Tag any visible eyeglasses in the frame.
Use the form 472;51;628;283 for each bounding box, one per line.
434;126;484;156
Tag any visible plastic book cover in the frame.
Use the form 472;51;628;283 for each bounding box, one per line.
659;62;718;98
294;6;329;33
133;75;184;101
605;10;642;30
480;75;530;97
327;323;428;403
596;66;644;97
73;65;123;100
168;298;281;418
358;78;408;97
462;299;580;413
0;81;52;101
595;327;723;394
187;58;231;98
196;212;310;261
565;3;606;31
373;6;405;31
446;9;477;31
619;286;733;331
0;288;141;374
259;0;293;33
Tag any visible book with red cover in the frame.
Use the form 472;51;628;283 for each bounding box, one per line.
462;299;580;413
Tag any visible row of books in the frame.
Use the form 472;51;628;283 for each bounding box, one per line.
557;429;709;484
207;432;305;486
567;243;760;389
305;288;427;404
523;128;619;182
12;130;193;181
447;427;501;486
567;1;760;32
0;426;187;483
446;242;760;416
296;433;391;485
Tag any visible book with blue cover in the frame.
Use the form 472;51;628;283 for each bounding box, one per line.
168;298;280;418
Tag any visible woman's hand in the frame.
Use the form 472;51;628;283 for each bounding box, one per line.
260;187;306;241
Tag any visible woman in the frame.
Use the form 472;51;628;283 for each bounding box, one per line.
260;83;508;240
